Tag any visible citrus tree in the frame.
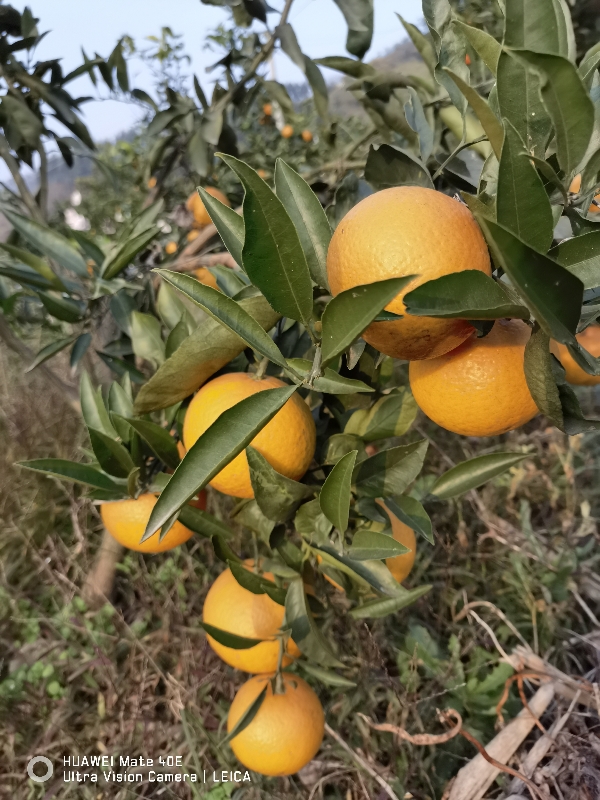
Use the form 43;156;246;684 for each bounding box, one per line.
3;0;600;783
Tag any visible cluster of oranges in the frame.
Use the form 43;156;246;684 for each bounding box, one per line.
328;186;600;437
262;102;313;142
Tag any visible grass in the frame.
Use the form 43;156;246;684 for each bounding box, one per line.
2;346;600;799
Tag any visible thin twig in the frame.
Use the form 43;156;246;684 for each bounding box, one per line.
454;600;531;651
468;610;510;661
358;708;462;745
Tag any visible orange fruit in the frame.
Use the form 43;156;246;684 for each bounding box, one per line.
327;187;491;361
165;241;177;255
183;373;316;498
551;326;600;386
301;129;313;143
409;319;538;436
569;174;600;212
376;500;416;583
147;176;157;189
193;266;220;291
263;103;273;116
465;53;471;65
186;187;230;228
203;563;301;673
257;168;268;179
227;673;324;776
100;493;194;553
281;124;294;139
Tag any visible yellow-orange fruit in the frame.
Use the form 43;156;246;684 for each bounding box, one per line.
465;53;471;65
327;187;492;361
281;124;294;139
301;129;313;143
100;493;193;553
186;187;230;228
227;673;324;776
165;241;177;255
551;326;600;386
409;319;538;436
203;564;301;673
186;229;200;242
263;103;273;116
569;174;600;213
376;500;416;583
147;176;157;189
193;266;220;291
257;168;268;179
183;373;316;498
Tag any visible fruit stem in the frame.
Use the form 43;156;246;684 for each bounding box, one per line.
307;345;323;387
253;355;269;380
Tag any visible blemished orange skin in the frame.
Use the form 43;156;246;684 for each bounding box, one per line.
551;326;600;386
227;673;324;776
327;187;492;361
569;174;600;213
165;241;177;255
203;564;301;673
301;130;313;143
183;373;316;498
186;187;230;228
193;266;220;291
100;493;194;553
409;319;538;437
376;500;417;583
281;124;294;139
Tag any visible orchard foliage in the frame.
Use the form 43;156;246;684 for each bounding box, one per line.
3;0;600;693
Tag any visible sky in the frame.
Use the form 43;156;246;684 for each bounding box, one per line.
11;0;424;142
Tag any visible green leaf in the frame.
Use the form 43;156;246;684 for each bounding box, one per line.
26;336;76;372
365;144;433;191
549;232;600;289
0;243;65;289
115;416;180;470
80;372;117;438
579;42;600;89
333;0;373;59
497;119;554;254
397;14;436;75
196;188;244;266
178;506;235;539
143;385;297;539
247;446;313;522
430;452;530;499
404;88;434;163
344;389;417;442
504;0;571;56
443;69;504;160
156;280;189;330
349;529;409;560
2;95;42;147
233;500;275;542
321;277;413;366
513;50;594;175
165;318;191;358
384;495;433;545
219;155;313;327
423;0;469;114
200;621;263;649
350;585;432;619
2;207;88;277
524;324;564;428
274;160;331;290
17;459;124;492
38;291;85;323
101;227;159;280
187;129;208;177
299;662;356;688
88;428;136;479
130;311;165;368
155;270;290;373
313;56;376;79
285;578;343;667
311;544;403;595
286;359;374;394
454;20;501;75
403;270;530;321
229;561;286;604
319;450;357;532
477;218;583;343
353;440;428;498
221;685;267;746
294;498;333;543
70;333;92;370
134;295;280;413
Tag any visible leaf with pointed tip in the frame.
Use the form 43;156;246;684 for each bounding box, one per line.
333;0;373;60
443;69;504;159
397;14;436;74
350;585;432;619
384;495;433;545
311;544;403;595
403;270;530;321
130;311;165;368
70;333;92;370
200;621;263;649
345;389;418;442
221;685;267;746
144;385;297;539
102;227;160;279
26;336;76;372
38;292;85;323
524;324;564;428
365;143;433;191
299;663;356;688
247;446;313;522
156;270;291;372
17;459;124;492
549;231;600;289
349;528;409;560
0;243;65;289
88;428;136;478
178;506;235;539
285;578;343;667
80;372;117;438
321;277;413;366
196;188;244;266
115;416;180;470
319;450;357;532
219;155;313;327
430;452;529;499
286;359;374;394
353;440;428;498
454;20;500;74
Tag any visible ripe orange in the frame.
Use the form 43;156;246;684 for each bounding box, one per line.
203;563;301;672
376;500;416;583
193;266;220;291
263;103;273;116
257;168;268;179
465;53;471;65
551;326;600;386
165;241;177;255
409;319;538;436
183;373;316;498
281;124;294;139
227;673;324;776
147;176;157;189
186;187;230;228
100;493;194;553
301;129;313;143
327;187;491;361
569;174;600;213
